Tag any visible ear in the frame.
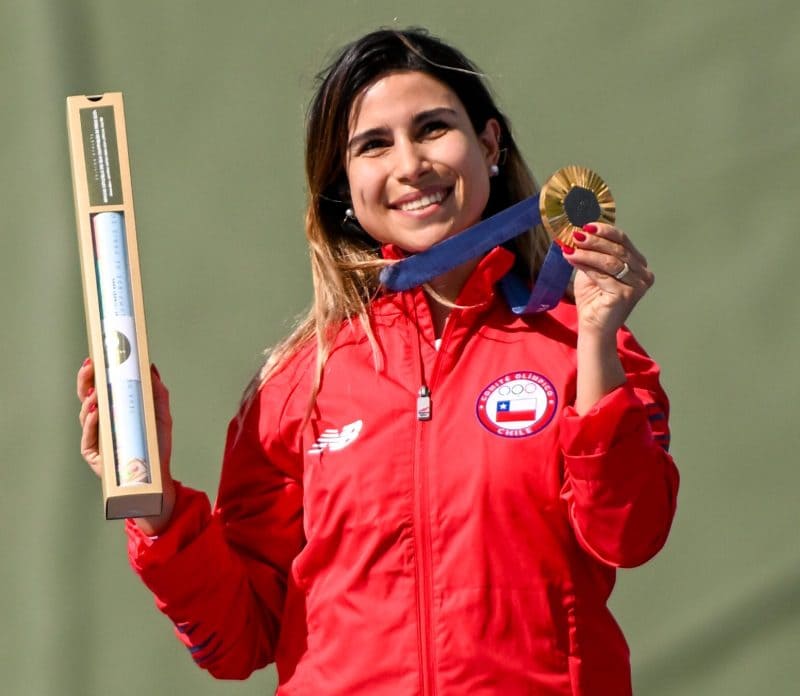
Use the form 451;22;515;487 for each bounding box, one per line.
478;118;501;166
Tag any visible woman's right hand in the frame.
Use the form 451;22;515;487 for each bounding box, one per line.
77;358;177;535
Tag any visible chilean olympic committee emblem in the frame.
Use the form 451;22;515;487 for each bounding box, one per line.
476;371;558;438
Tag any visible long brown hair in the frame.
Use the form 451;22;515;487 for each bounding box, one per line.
247;28;550;408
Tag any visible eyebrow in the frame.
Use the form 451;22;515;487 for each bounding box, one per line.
347;107;458;151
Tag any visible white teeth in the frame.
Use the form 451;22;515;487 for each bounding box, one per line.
398;190;446;211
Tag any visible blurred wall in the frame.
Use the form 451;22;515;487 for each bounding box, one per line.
1;1;798;694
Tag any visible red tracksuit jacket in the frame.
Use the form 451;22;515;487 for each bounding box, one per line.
128;246;679;695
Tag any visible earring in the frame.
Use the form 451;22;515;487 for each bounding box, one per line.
342;206;360;230
489;164;499;177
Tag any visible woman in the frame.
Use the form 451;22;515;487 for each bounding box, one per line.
78;28;678;695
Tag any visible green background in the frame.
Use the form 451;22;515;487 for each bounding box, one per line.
1;1;798;694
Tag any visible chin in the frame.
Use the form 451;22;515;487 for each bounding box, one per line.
401;226;462;254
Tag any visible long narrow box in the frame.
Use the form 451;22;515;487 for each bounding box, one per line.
67;92;163;519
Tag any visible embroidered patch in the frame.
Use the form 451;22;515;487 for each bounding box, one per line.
308;419;363;454
476;372;557;438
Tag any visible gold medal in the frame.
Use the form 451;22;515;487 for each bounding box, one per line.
539;166;616;248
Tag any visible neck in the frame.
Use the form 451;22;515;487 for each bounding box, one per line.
424;257;479;337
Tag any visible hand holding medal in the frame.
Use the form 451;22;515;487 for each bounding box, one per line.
550;167;655;335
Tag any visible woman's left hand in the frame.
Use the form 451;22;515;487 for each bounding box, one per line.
565;223;655;336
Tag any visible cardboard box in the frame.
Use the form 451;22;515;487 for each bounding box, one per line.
67;92;163;519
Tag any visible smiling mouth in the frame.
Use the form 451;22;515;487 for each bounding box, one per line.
394;188;451;212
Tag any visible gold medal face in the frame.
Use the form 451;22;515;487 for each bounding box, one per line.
539;166;616;247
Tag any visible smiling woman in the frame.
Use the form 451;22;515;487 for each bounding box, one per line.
76;27;678;696
345;72;500;258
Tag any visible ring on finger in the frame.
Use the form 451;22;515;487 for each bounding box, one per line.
613;261;631;281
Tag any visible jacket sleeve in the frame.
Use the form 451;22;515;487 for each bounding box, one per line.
558;327;679;568
126;381;304;678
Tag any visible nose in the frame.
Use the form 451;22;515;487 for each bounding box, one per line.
393;137;429;182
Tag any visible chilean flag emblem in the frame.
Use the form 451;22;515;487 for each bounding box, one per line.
476;372;558;438
495;399;538;422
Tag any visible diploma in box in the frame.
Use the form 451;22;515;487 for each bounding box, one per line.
67;92;163;519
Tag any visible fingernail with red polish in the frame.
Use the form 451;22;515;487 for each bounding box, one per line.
151;364;161;379
582;224;597;233
561;245;575;255
87;387;94;397
89;403;97;413
572;231;586;242
82;357;91;367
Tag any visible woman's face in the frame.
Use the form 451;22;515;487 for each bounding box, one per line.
345;70;500;253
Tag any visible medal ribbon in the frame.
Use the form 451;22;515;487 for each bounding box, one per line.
378;194;574;315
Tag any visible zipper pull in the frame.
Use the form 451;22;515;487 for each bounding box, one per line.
416;385;432;421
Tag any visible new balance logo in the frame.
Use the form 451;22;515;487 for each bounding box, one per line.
308;420;363;454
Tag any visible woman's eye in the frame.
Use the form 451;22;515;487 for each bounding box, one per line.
420;120;449;137
358;139;389;155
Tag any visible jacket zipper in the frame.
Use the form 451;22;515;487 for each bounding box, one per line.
416;385;432;421
412;306;460;696
413;398;434;696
